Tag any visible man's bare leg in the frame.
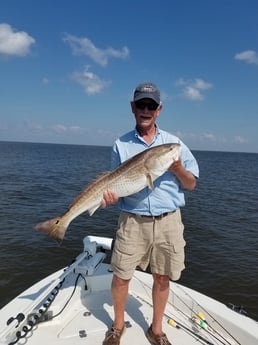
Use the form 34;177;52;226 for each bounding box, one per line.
151;273;170;335
112;274;130;330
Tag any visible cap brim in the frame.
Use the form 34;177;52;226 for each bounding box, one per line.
134;93;160;104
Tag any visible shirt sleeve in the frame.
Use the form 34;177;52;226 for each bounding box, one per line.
110;143;121;170
180;140;199;178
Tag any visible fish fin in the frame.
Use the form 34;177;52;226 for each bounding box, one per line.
34;216;68;241
95;171;111;179
147;173;155;190
88;204;100;216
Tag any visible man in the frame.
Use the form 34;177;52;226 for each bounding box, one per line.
102;82;199;345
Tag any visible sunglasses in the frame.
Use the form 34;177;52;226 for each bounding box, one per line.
134;101;159;111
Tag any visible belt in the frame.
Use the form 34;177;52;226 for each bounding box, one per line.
139;210;175;220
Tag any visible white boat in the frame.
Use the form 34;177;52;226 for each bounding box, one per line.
0;235;257;345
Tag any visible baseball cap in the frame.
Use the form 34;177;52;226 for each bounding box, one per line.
133;82;160;104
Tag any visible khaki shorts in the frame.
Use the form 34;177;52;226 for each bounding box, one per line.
111;210;185;281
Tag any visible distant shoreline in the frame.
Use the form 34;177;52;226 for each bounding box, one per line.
1;140;257;155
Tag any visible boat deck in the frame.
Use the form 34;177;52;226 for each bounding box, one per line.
21;287;207;345
1;237;258;345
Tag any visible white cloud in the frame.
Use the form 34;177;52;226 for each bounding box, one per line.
52;124;67;133
176;78;213;101
69;125;83;132
0;23;35;56
202;132;216;141
176;131;216;142
63;33;129;67
234;135;248;144
51;124;85;134
194;79;213;90
184;86;204;100
72;65;111;95
175;131;249;150
234;50;258;65
42;77;49;85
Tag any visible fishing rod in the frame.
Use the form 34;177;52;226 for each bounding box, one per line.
173;284;241;345
166;316;219;345
132;290;217;345
133;275;241;345
132;277;228;345
171;306;233;345
168;287;236;345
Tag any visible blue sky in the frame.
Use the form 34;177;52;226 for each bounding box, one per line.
0;0;257;152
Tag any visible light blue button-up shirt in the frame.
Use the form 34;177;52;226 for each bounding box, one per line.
111;126;199;216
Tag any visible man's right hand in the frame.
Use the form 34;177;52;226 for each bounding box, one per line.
101;190;119;208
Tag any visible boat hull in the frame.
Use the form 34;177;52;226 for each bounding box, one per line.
1;236;258;345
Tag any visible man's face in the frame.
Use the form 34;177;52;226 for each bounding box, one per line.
131;98;162;130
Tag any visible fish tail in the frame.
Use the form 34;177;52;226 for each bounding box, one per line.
34;216;68;240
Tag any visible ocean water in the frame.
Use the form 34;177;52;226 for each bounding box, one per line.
0;141;257;320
